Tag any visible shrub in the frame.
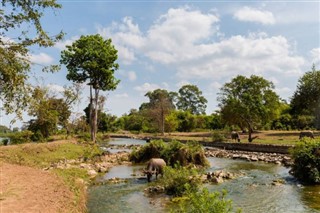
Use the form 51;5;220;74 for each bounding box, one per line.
8;130;33;144
212;131;227;142
157;165;201;197
171;188;234;213
129;140;209;167
130;140;165;163
290;138;320;184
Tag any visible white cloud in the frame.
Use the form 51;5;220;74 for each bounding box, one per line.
176;80;191;88
54;36;79;50
134;83;161;95
46;84;65;93
98;7;219;65
118;70;137;81
234;7;275;25
114;93;129;98
176;34;305;80
96;6;305;97
310;48;320;65
29;53;54;65
128;71;137;81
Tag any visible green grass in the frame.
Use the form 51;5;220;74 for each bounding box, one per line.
0;141;102;168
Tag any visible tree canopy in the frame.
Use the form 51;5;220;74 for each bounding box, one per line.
0;0;63;118
176;84;208;115
218;75;280;142
60;34;119;142
140;89;176;135
290;65;320;129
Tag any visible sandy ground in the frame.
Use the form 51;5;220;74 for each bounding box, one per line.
0;162;74;213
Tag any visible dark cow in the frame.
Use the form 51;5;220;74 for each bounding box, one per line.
231;131;240;142
143;158;166;182
299;131;314;139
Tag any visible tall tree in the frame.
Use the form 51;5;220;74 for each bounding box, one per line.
140;89;175;135
176;84;208;115
218;75;280;142
290;65;320;129
0;0;63;118
60;34;119;142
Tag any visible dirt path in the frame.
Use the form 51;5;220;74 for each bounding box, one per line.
0;162;74;213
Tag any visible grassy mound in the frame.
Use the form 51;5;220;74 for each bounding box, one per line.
129;140;208;167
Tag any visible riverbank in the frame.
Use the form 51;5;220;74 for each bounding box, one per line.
0;139;129;213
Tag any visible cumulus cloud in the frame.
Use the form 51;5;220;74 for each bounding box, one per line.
134;82;161;95
29;53;54;65
234;7;275;25
96;6;305;92
97;7;219;65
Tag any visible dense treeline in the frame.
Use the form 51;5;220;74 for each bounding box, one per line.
1;0;319;142
1;66;319;143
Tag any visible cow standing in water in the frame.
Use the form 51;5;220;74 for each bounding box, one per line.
143;158;166;182
231;131;240;142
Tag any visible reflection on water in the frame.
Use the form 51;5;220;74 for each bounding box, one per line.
88;179;165;213
102;165;144;180
88;138;320;213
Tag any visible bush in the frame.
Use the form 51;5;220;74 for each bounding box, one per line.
157;165;201;197
8;130;33;144
171;188;234;213
290;139;320;184
212;132;225;142
129;140;209;167
130;140;165;163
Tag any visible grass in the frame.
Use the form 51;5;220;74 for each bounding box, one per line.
0;139;102;212
0;140;101;168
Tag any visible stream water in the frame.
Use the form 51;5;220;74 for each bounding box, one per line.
87;138;320;213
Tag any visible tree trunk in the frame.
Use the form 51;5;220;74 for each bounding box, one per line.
89;85;95;142
161;108;165;136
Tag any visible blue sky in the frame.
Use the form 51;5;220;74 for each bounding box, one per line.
2;0;320;128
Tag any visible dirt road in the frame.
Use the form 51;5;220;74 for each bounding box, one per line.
0;162;74;213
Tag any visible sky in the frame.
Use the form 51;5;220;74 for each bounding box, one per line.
1;0;320;128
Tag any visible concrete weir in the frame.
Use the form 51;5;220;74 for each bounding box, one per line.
201;142;294;154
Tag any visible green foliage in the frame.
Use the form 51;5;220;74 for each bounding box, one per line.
176;84;208;115
8;130;33;144
158;165;201;197
27;87;72;138
212;131;227;142
129;140;208;167
0;0;63;118
218;75;280;142
172;188;234;213
176;111;196;132
140;89;176;134
130;140;165;163
290;139;320;184
61;34;120;143
0;125;11;133
290;65;320;129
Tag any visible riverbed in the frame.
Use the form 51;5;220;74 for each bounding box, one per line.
87;138;320;213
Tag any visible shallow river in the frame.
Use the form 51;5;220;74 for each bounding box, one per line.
87;138;320;213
